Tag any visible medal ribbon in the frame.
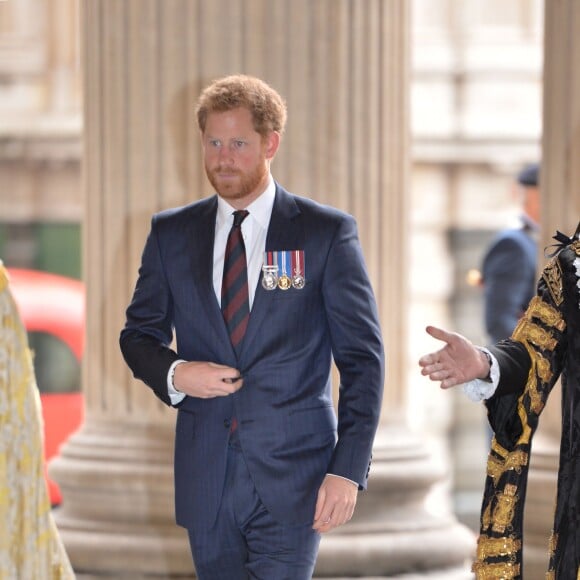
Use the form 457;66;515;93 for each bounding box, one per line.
278;251;289;279
263;250;306;289
291;250;305;278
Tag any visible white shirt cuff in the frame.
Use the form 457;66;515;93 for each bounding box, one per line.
167;359;187;405
462;347;500;402
326;473;358;487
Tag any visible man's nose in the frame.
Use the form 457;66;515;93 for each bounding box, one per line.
218;146;234;163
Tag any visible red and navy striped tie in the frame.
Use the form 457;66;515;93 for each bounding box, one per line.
221;210;250;354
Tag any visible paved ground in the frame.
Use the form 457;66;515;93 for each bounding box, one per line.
322;572;473;580
320;568;474;579
77;569;474;579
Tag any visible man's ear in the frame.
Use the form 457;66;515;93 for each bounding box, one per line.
265;131;281;160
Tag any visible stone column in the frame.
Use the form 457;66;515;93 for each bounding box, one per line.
51;1;194;574
45;0;80;112
51;1;473;576
524;1;580;577
313;3;474;575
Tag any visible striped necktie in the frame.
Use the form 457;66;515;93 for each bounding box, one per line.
221;210;250;353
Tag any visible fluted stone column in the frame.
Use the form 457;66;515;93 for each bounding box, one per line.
312;2;474;576
523;1;580;577
46;0;80;112
51;1;473;576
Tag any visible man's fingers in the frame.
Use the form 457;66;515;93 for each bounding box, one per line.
222;375;243;385
209;362;239;377
419;326;477;390
425;325;456;345
419;357;463;389
222;369;243;382
207;362;244;388
418;352;441;367
218;376;244;395
441;379;457;389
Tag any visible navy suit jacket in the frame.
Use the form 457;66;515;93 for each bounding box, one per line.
482;222;538;343
120;184;385;530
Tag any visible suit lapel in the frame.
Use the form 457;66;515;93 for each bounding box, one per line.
239;186;303;361
188;196;235;358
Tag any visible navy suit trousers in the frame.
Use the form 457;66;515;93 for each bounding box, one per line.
187;435;321;580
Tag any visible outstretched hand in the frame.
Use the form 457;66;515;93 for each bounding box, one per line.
418;325;490;389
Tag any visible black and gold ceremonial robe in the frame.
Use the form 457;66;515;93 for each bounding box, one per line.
473;225;580;579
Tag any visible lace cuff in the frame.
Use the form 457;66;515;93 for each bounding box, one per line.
462;347;500;402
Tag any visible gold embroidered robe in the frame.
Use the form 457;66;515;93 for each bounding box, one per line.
0;263;75;579
473;230;580;579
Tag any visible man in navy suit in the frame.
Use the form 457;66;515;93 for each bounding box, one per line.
481;163;541;343
120;74;384;580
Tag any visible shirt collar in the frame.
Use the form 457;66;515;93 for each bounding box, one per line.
216;175;276;229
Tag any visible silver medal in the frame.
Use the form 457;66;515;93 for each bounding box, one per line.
292;274;305;289
261;265;278;291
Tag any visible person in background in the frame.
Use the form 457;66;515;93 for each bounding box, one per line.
0;261;75;579
482;162;541;344
120;74;384;580
418;222;580;578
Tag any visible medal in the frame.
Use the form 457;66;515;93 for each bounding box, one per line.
261;254;278;291
261;266;278;290
277;251;292;290
263;249;306;290
291;250;306;289
292;274;305;289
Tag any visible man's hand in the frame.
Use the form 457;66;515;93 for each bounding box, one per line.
312;475;358;534
418;325;490;389
173;361;243;398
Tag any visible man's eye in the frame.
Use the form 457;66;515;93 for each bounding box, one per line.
234;141;245;148
209;140;221;147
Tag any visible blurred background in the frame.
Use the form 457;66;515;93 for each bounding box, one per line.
2;0;573;578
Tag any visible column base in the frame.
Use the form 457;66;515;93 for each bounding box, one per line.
52;421;474;578
51;418;194;577
315;425;475;577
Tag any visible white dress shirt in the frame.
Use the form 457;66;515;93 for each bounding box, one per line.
212;179;276;310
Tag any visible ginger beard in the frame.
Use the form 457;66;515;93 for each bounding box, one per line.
206;158;269;202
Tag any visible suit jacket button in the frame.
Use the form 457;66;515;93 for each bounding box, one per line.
224;419;231;429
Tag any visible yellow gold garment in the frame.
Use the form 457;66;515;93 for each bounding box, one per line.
0;263;75;579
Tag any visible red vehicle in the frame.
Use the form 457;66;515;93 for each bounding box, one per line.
7;267;85;506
